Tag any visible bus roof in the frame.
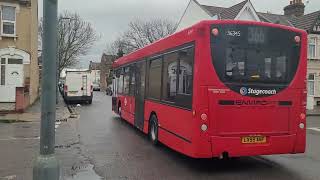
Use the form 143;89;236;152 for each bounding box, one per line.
113;20;306;68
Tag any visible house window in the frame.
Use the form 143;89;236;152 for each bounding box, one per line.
308;74;315;96
8;58;22;64
1;6;16;36
308;38;316;58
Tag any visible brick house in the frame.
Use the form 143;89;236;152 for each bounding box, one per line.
177;0;320;109
0;0;39;112
99;53;116;91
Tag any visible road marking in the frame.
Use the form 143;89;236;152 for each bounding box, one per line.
307;127;320;132
55;120;64;131
0;136;40;141
0;175;17;180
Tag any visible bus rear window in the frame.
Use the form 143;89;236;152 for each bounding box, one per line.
211;24;301;85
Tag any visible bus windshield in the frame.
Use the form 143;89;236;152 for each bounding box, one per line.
211;24;301;85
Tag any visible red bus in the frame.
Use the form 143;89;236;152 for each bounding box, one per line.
111;20;307;158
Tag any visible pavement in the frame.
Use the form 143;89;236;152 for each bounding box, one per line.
0;95;74;180
0;96;70;123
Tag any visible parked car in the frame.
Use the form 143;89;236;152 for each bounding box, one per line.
63;70;93;104
92;83;100;91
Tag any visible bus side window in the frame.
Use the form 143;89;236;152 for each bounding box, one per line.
147;57;162;100
129;65;136;96
162;52;179;102
124;67;130;95
117;68;124;94
176;47;194;108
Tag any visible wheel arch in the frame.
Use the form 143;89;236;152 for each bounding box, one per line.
148;111;158;134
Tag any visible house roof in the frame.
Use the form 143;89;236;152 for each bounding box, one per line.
201;0;247;19
258;12;293;27
288;11;320;31
89;61;101;70
101;53;117;65
198;0;320;31
220;1;248;19
201;5;225;16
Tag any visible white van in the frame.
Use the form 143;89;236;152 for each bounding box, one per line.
63;70;93;104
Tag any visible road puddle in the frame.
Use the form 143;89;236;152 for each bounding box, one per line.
66;164;102;180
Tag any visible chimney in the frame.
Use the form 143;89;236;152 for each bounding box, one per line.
284;0;305;17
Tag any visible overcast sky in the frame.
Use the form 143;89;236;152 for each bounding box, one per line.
38;0;320;68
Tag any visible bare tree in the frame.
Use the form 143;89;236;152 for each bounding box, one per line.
105;37;129;57
39;11;98;74
105;18;177;56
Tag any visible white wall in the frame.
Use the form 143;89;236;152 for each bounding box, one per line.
176;0;212;32
235;2;260;22
236;7;259;21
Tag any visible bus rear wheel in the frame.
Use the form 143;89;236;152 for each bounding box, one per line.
149;115;158;145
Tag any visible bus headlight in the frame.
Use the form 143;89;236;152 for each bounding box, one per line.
201;124;208;131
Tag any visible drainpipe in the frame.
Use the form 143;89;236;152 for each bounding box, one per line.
33;0;60;179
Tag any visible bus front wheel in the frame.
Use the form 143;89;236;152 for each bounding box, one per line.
149;115;158;145
118;105;122;118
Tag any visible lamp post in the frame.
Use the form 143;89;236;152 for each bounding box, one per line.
33;0;59;179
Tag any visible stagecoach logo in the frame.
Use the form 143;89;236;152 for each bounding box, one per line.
240;87;277;96
240;87;248;96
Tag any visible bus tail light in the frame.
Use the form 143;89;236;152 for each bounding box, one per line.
201;124;208;132
201;113;208;121
300;113;306;120
212;28;219;36
294;36;301;43
64;85;68;92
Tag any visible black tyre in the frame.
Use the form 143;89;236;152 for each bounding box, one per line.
149;115;159;145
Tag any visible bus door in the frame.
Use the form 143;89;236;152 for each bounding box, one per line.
134;61;146;130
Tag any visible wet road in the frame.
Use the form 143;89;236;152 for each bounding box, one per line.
78;92;320;180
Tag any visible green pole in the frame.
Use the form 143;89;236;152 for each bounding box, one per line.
33;0;60;179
